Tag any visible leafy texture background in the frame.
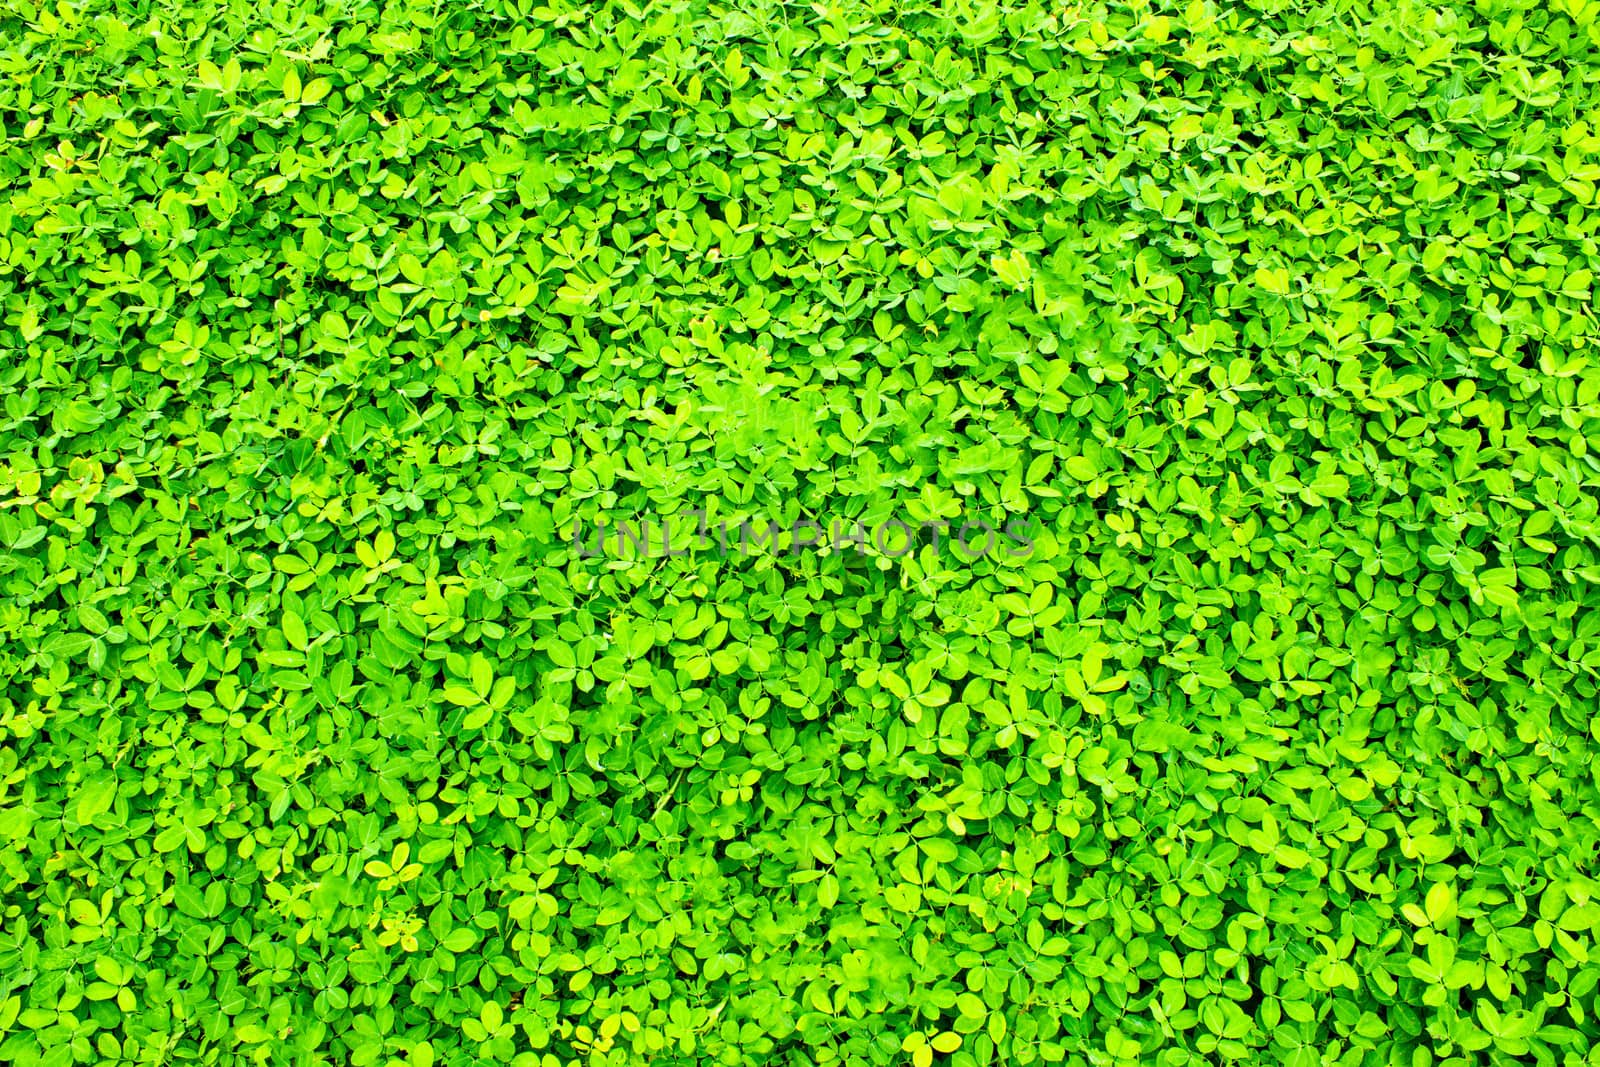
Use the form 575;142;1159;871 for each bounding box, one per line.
3;1;1600;1065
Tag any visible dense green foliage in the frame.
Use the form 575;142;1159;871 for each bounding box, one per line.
5;0;1600;1065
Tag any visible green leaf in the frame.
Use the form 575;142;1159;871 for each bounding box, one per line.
282;610;309;651
442;686;481;707
76;776;117;825
1426;882;1454;925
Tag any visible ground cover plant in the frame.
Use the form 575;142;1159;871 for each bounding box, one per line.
4;0;1600;1064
